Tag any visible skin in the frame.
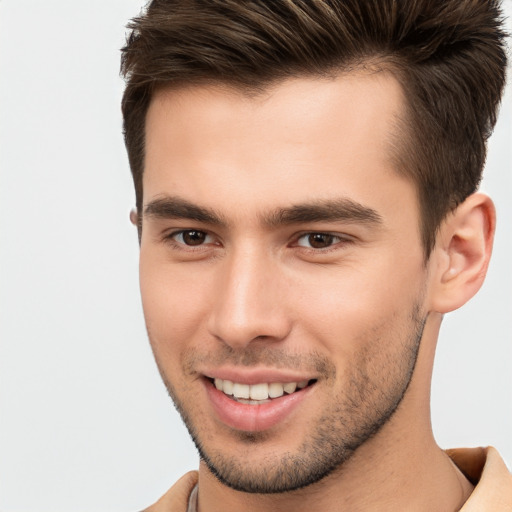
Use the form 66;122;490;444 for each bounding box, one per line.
138;72;494;511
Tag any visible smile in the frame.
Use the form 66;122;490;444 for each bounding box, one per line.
205;375;317;431
212;377;315;404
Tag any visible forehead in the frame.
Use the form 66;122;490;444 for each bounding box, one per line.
143;72;414;222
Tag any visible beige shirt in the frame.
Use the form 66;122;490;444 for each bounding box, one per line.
143;446;512;512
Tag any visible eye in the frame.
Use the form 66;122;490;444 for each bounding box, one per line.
296;233;344;249
171;230;214;246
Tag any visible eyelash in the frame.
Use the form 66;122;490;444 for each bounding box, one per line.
294;232;352;252
164;230;218;251
164;229;353;253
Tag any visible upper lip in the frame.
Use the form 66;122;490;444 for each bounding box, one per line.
202;367;316;385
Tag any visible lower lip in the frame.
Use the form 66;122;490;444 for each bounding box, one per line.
205;380;313;432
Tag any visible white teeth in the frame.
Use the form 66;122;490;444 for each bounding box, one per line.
268;382;284;398
250;383;269;400
283;382;297;394
223;379;234;395
233;383;250;399
212;378;311;401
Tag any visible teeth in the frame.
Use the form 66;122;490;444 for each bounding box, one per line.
268;382;284;398
233;383;250;399
223;379;234;395
250;383;269;400
212;378;311;402
283;382;297;394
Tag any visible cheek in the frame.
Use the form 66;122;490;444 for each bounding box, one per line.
293;259;425;354
139;256;211;354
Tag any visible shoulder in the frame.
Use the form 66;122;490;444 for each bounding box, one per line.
448;446;512;511
141;471;199;512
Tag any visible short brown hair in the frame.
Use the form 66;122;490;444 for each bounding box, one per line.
121;0;507;256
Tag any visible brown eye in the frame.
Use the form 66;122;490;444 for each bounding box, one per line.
305;233;335;249
175;230;209;246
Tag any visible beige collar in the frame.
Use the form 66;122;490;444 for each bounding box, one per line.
448;446;512;511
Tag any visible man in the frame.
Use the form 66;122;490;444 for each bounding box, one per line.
121;1;512;510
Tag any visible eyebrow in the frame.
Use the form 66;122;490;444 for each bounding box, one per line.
144;196;227;226
265;198;383;227
143;195;382;228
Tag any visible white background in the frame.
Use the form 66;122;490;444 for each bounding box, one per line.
0;1;510;511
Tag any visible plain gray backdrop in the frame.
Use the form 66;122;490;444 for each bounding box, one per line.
0;1;511;511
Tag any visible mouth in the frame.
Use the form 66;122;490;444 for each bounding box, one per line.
201;369;319;431
207;377;317;405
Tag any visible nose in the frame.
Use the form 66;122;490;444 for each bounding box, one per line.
207;246;292;349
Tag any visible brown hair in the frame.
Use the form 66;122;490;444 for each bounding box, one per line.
121;0;507;256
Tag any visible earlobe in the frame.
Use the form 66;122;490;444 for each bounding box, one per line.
431;193;495;313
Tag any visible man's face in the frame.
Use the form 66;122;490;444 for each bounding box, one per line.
140;73;431;492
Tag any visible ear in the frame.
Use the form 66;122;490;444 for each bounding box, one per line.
129;208;138;226
130;208;143;245
430;193;495;314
